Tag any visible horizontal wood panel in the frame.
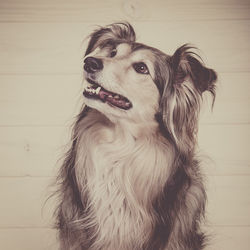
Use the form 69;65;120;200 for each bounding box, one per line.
0;228;58;250
1;227;249;250
207;176;250;226
0;176;249;228
200;72;250;124
0;124;249;177
0;75;83;126
205;226;250;250
204;161;250;176
0;177;54;228
0;73;249;126
0;0;249;22
0;21;249;75
198;124;250;172
0;126;68;177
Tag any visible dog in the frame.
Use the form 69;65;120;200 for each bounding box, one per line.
54;22;217;250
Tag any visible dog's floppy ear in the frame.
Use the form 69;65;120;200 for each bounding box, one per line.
171;44;217;98
85;22;136;56
159;44;217;152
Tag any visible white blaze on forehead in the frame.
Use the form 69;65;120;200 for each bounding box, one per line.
116;43;132;57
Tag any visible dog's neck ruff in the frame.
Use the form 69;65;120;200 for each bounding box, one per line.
74;109;173;249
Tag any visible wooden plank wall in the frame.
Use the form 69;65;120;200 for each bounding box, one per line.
0;0;249;249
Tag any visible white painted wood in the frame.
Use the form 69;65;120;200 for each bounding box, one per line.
0;228;58;250
207;176;250;226
0;177;55;228
205;226;250;250
0;75;83;126
200;72;250;124
0;0;249;22
0;126;70;177
198;124;250;172
0;21;249;75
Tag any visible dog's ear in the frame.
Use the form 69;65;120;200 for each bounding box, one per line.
85;22;136;56
159;44;217;152
171;44;217;98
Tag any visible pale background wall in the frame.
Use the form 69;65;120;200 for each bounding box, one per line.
0;0;249;249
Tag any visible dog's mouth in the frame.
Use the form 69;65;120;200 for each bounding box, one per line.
83;79;133;110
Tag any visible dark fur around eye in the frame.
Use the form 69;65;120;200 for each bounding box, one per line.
133;62;149;74
110;49;117;58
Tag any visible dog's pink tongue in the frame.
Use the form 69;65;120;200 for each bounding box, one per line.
98;89;132;109
98;89;109;101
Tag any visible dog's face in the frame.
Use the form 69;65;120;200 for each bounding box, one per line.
82;23;217;149
83;42;162;123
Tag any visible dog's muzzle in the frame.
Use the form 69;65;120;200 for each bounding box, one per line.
84;57;103;73
83;56;132;110
83;79;133;110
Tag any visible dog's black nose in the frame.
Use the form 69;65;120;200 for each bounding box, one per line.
84;57;103;73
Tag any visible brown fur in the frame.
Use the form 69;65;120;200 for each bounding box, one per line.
54;22;217;250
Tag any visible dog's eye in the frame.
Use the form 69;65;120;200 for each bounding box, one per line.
110;49;117;58
133;62;149;74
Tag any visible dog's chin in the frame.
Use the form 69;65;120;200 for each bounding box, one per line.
83;79;133;117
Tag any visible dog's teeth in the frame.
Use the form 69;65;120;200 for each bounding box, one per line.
108;95;113;98
85;86;91;92
96;87;101;94
114;95;120;100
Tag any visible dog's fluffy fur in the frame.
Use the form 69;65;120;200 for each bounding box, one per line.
54;23;217;250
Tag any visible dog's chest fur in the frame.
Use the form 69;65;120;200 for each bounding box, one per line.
75;110;171;249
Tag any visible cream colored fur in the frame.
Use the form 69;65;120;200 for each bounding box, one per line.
72;109;174;249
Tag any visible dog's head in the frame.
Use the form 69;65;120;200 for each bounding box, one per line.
82;23;217;149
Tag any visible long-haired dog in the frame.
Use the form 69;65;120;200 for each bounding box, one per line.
55;22;217;250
